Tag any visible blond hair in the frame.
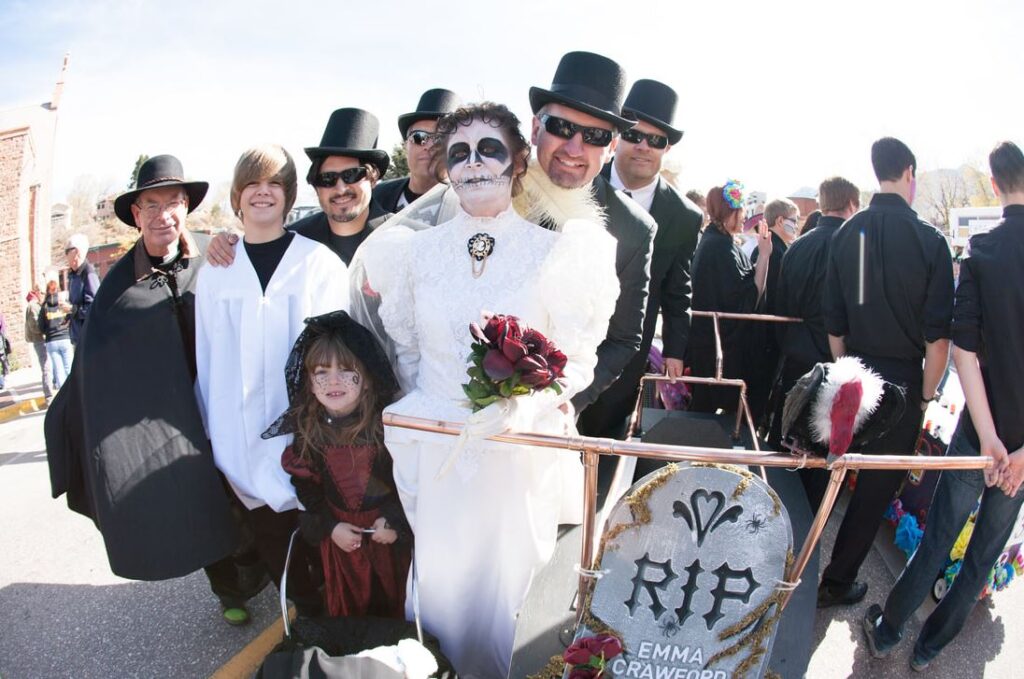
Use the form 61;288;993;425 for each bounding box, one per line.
230;144;297;218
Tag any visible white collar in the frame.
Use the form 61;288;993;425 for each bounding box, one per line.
609;162;659;213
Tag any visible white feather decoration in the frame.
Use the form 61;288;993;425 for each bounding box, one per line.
513;158;606;230
809;356;885;445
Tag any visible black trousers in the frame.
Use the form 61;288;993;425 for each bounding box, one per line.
820;355;923;588
203;491;271;608
245;504;324;616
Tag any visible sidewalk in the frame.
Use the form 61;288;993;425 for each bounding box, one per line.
0;366;50;424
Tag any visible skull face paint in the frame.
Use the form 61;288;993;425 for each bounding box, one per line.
310;360;364;418
447;119;514;217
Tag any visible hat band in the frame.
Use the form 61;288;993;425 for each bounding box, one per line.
548;83;621;116
139;176;186;188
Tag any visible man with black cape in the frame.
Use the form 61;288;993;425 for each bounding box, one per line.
45;155;268;625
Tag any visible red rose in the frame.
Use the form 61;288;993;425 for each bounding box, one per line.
482;349;515;381
568;669;598;679
517;355;555;388
469;322;491;345
563;640;595;666
545;347;567;376
522;328;550;356
501;336;528;363
584;634;623;660
483;314;522;347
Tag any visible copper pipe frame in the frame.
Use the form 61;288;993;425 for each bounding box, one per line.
382;413;991;616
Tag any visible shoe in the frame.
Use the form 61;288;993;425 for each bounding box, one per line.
910;653;930;672
222;606;251;626
817;581;868;608
861;604;893;659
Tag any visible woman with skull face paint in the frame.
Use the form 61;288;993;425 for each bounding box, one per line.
268;311;411;619
369;103;619;678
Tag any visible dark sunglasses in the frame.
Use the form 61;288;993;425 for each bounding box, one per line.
620;128;670;149
312;166;369;188
538;113;615;147
406;130;437;146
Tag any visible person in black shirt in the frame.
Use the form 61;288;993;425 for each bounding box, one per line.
373;88;462;214
748;198;800;425
209;108;391;268
686;181;772;413
863;141;1024;671
819;137;954;608
768;177;861;507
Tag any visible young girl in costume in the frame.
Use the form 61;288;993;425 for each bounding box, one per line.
267;310;411;618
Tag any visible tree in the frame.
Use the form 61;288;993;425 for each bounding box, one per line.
129;154;150;189
384;142;408;180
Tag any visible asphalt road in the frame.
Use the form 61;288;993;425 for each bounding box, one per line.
2;404;1023;678
0;409;278;679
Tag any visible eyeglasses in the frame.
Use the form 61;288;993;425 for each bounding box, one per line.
620;128;669;149
406;130;437;146
135;199;186;218
538;113;615;147
312;167;369;188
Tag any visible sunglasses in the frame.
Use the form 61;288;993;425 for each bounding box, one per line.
538;113;615;147
407;130;437;146
620;128;669;149
312;166;369;188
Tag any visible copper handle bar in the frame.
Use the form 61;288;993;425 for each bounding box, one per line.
382;412;990;615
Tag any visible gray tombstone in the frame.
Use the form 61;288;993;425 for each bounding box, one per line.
568;463;793;679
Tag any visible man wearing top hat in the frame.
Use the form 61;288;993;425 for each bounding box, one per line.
373;88;461;214
208;108;390;268
577;79;703;440
526;52;658;422
45;155;267;625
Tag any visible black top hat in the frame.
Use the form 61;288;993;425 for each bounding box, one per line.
529;51;634;132
622;79;684;145
114;154;209;227
304;108;390;178
397;88;462;140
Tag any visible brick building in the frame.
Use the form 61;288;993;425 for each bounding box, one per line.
0;55;68;370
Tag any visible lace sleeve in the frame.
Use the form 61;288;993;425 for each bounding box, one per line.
370;230;421;394
539;218;619;403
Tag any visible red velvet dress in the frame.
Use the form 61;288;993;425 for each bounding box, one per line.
282;441;412;618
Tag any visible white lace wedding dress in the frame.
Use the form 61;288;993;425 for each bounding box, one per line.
373;204;618;678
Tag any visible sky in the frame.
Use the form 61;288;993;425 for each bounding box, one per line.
1;0;1021;209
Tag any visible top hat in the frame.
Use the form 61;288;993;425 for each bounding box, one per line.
304;108;390;178
529;51;635;132
397;88;462;140
622;79;684;145
114;155;209;227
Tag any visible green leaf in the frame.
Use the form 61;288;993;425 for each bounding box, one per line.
499;380;513;398
549;381;563;395
475;395;500;407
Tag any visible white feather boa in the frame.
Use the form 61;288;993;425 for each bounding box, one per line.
809;356;885;445
512;158;606;230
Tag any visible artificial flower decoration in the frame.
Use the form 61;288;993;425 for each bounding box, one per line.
722;179;745;210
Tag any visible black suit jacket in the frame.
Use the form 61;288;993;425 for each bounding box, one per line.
572;174;657;414
372;177;409;215
577;166;701;434
288;201;391;266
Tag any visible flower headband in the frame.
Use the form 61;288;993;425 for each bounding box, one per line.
722;179;745;209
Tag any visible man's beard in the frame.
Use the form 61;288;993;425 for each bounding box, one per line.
327;206;361;223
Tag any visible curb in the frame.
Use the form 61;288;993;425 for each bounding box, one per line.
0;396;47;424
209;607;294;679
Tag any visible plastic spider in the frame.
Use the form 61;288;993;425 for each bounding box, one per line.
659;613;681;638
745;512;766;534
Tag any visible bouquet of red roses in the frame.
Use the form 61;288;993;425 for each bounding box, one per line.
463;313;567;412
563;633;624;678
